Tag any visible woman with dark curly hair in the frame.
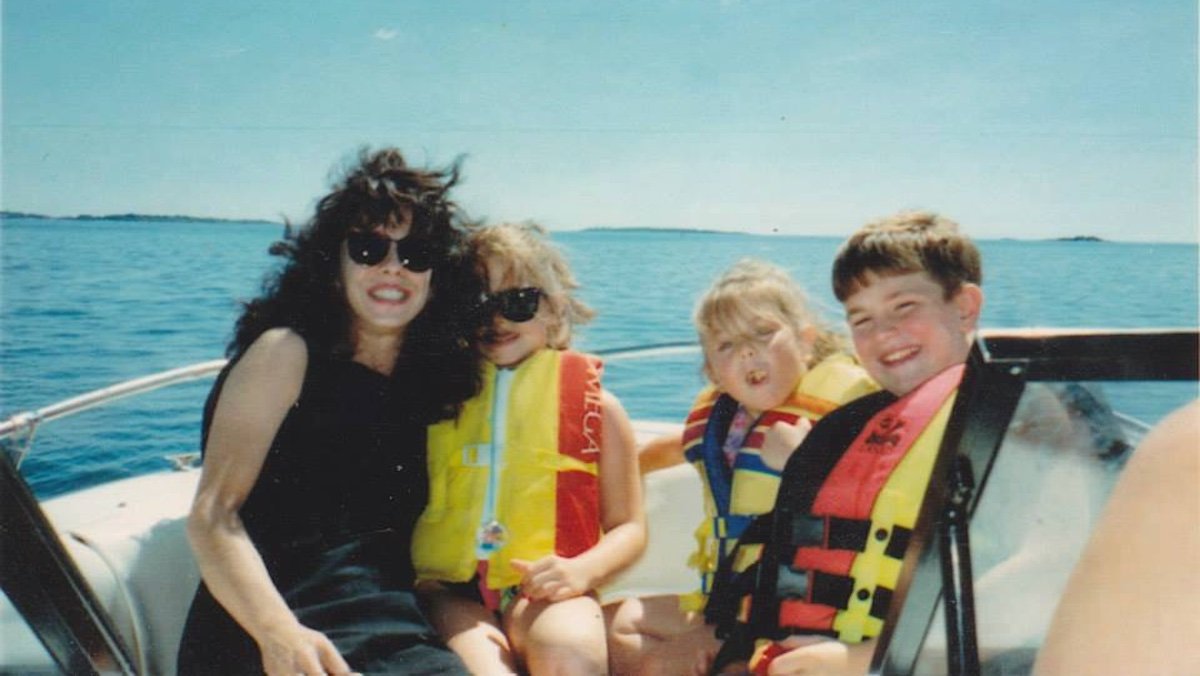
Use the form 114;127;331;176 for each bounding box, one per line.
176;147;482;675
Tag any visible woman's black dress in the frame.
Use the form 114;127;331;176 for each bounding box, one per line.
176;355;466;675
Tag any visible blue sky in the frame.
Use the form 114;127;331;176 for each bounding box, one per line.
3;0;1196;241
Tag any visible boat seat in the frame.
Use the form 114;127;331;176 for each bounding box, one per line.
601;461;705;602
69;514;198;675
53;471;201;675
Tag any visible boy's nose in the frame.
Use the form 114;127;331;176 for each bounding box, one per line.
872;313;901;336
871;323;904;346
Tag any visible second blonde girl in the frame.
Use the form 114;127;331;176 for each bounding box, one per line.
606;258;878;675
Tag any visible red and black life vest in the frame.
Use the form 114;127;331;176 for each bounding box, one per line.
711;364;964;669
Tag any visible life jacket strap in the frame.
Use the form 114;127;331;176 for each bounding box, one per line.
784;515;912;561
705;511;774;628
714;513;755;540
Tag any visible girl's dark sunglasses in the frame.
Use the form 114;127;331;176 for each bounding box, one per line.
345;232;436;272
480;287;542;323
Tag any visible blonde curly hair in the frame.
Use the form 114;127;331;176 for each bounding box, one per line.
471;222;595;349
695;258;846;369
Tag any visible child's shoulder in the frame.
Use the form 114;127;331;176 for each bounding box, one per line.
800;352;880;407
687;384;722;409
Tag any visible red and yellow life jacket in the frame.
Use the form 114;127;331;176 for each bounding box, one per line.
680;354;878;610
711;364;965;674
729;364;965;656
412;349;604;591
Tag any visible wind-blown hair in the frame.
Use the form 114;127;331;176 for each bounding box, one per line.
832;210;982;302
471;221;595;349
694;258;846;368
230;147;484;423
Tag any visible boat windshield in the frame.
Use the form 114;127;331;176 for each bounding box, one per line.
910;382;1141;673
873;329;1197;675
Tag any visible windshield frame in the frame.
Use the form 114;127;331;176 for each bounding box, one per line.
872;328;1198;675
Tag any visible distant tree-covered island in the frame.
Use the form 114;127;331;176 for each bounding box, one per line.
1;210;278;225
1;214;1119;243
1052;235;1106;242
580;227;1118;241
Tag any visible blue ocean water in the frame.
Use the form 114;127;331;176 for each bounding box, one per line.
2;218;1196;497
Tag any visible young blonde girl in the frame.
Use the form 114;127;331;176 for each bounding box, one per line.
412;222;646;674
606;258;878;674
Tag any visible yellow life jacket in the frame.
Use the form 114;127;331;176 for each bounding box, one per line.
412;349;604;591
681;353;878;610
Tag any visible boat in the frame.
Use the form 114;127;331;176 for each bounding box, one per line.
1;329;1196;675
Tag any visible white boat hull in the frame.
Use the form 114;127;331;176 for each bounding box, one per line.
0;421;700;675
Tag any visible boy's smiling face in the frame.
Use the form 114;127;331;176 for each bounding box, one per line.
845;271;982;397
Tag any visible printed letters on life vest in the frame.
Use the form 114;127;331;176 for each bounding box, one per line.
412;349;604;591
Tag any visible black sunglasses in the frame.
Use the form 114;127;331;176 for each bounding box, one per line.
345;232;436;272
480;287;543;323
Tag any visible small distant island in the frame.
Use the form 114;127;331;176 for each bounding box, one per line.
578;226;741;235
1;210;279;225
1053;235;1106;242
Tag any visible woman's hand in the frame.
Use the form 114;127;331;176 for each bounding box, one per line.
258;620;353;675
510;555;591;602
760;418;813;471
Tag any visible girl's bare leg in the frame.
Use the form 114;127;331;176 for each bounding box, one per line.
606;595;721;675
424;588;518;675
506;594;608;675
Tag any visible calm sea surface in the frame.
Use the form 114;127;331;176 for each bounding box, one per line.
2;218;1197;497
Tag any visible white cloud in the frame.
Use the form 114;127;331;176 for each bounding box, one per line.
374;28;398;40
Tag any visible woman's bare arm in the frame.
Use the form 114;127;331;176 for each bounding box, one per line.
186;328;351;675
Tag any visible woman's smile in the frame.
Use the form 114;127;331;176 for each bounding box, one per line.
367;283;412;304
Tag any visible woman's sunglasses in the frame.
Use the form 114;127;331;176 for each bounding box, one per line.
480;287;542;323
345;232;436;272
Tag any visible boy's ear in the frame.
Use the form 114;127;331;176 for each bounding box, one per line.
799;324;818;362
953;283;984;330
799;324;818;344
